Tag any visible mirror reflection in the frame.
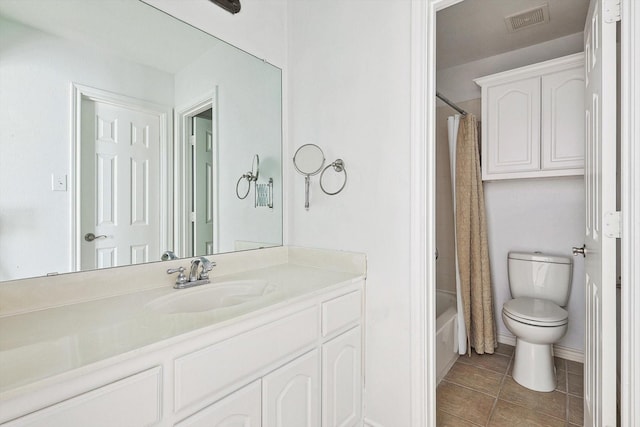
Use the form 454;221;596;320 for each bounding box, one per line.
0;0;283;282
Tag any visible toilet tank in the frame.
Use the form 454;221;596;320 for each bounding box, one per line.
507;252;573;306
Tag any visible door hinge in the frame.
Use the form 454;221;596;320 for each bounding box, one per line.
190;135;196;146
604;0;621;23
604;211;622;238
190;212;196;222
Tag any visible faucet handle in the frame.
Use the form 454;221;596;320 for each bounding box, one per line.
198;257;216;280
167;266;187;286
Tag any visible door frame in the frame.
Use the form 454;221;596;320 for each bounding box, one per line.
174;90;218;258
620;1;640;424
70;83;172;271
409;0;640;426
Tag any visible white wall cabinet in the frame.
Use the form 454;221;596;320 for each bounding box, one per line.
476;53;585;181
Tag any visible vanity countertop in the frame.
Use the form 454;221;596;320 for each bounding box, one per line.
0;247;366;400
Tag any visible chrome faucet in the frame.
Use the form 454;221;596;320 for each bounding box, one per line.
189;258;201;282
198;257;216;279
167;257;217;289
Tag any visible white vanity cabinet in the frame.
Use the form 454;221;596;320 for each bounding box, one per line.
475;53;585;181
1;279;364;427
0;247;367;427
174;288;363;427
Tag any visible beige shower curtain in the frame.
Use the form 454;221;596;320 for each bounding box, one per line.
455;113;496;355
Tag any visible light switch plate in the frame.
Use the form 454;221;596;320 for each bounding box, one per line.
52;174;67;191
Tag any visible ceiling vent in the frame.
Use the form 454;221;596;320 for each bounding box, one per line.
505;4;550;32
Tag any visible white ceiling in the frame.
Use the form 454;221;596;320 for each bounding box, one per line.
436;0;589;70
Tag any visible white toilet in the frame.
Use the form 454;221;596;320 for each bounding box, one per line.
502;251;572;392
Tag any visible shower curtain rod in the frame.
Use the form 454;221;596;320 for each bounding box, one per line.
436;91;467;116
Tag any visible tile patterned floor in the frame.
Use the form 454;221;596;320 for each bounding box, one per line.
436;343;584;426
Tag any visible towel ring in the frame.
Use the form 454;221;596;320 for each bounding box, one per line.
236;154;259;200
236;174;251;199
320;159;347;195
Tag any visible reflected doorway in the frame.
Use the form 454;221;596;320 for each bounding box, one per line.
75;85;169;271
191;109;217;256
176;92;219;259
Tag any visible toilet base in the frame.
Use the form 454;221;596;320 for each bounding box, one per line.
512;338;556;392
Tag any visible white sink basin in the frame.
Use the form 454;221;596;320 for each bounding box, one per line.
146;280;276;314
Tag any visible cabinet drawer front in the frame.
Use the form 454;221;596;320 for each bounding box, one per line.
5;367;162;427
175;307;319;412
322;290;362;337
176;380;261;427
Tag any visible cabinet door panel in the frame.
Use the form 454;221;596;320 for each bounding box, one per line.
542;67;585;170
263;350;319;427
176;380;261;427
322;327;362;427
486;77;541;175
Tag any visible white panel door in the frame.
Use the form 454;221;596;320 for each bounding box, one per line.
322;327;362;427
542;66;585;170
192;116;216;256
80;99;161;270
486;77;540;175
583;0;617;425
263;350;319;427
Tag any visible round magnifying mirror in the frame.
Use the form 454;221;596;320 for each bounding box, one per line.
293;144;325;176
251;154;260;181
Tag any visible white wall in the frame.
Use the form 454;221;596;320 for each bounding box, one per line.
287;2;413;426
437;32;583;103
484;178;586;351
0;17;174;281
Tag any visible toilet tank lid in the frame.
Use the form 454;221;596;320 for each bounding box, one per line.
508;251;572;265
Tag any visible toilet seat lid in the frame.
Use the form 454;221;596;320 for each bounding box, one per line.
503;297;568;326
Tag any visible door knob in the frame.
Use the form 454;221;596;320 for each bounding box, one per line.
84;233;107;242
572;245;586;257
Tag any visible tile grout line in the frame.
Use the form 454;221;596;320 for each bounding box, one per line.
485;349;514;426
437;407;485;427
438;378;499;401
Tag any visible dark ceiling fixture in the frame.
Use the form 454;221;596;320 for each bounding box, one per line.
209;0;241;14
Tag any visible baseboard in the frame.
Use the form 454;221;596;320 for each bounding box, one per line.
437;353;459;385
497;333;517;347
497;333;584;363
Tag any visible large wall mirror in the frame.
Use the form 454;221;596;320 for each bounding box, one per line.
0;0;283;282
